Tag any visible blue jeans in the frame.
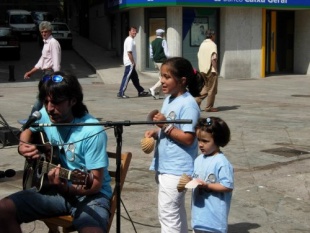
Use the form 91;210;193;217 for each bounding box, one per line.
9;187;111;232
30;97;43;115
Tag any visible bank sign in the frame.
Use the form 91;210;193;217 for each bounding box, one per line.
108;0;310;8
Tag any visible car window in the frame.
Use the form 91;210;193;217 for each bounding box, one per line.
10;15;34;24
33;13;54;22
0;29;11;36
35;14;44;21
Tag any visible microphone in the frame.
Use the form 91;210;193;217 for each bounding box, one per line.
0;169;16;178
20;111;42;131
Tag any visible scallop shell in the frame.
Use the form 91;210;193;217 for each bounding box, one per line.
177;173;191;192
146;109;159;123
140;137;155;154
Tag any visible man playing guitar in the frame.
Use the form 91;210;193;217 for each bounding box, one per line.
0;72;112;233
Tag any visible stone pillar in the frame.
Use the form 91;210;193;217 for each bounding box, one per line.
130;8;145;70
166;7;182;57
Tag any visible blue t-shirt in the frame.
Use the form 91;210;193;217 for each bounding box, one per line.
149;92;200;175
31;108;112;199
191;152;234;233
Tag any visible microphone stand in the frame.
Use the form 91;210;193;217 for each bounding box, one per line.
114;124;122;233
32;119;192;233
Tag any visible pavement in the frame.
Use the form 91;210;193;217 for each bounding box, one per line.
0;34;310;233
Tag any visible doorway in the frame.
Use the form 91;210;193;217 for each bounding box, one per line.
265;10;294;75
145;8;166;70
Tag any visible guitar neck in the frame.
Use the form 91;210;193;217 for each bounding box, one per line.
41;161;71;180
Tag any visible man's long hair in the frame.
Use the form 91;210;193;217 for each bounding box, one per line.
38;71;88;118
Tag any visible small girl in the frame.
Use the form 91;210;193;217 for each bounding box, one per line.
144;57;204;233
191;117;234;233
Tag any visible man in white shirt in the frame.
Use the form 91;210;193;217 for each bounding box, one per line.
117;26;149;99
22;21;61;119
24;21;61;79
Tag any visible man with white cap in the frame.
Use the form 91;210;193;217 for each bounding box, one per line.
149;29;169;99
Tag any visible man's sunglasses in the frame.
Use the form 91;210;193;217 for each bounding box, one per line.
42;75;64;83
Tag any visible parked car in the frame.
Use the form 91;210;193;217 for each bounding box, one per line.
38;22;73;49
0;27;20;60
31;11;54;27
51;22;72;49
5;9;37;40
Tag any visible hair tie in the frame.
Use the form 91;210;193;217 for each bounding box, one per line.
193;68;197;75
206;117;212;126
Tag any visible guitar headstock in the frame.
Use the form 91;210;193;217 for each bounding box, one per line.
71;169;93;189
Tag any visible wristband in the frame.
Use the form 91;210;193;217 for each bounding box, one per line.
166;126;175;135
164;124;174;134
162;124;168;131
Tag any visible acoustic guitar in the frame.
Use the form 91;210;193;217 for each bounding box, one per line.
22;132;93;191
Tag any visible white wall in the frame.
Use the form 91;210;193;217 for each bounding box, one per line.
294;10;310;75
220;7;262;79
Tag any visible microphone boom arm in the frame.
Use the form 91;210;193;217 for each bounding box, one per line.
32;119;192;127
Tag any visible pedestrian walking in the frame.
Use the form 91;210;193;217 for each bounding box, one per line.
196;29;219;112
117;26;149;99
23;21;61;116
149;29;169;99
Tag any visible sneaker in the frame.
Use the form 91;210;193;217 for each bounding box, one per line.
149;88;156;99
117;93;129;99
138;91;150;97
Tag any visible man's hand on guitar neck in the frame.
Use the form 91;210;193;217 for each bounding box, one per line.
48;165;95;196
48;165;68;194
18;143;41;160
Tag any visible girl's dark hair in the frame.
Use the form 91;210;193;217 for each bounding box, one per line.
38;71;88;118
196;117;231;147
162;57;204;97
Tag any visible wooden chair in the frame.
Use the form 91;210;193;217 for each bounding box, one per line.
41;151;132;233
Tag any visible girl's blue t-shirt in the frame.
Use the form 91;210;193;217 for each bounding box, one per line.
150;92;200;175
191;152;234;233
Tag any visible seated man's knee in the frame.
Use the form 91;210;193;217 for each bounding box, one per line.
0;198;16;220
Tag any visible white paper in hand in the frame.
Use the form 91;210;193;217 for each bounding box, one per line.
185;179;201;189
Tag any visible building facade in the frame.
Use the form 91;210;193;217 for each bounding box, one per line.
68;0;310;79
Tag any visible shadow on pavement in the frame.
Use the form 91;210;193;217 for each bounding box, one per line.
229;222;260;232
